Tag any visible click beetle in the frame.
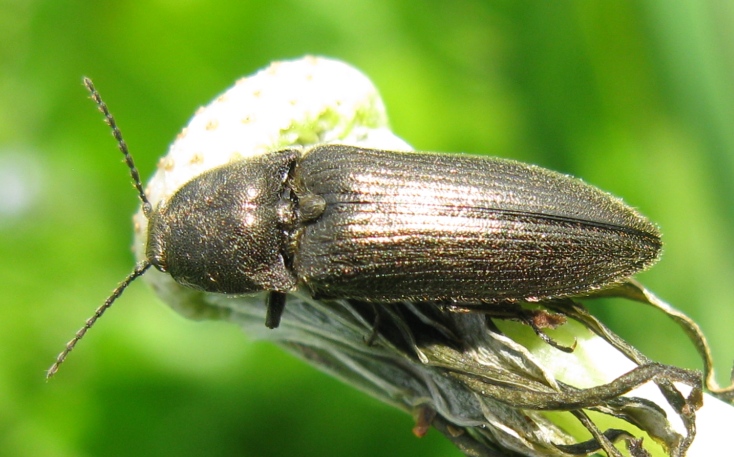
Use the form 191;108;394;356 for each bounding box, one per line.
47;77;661;377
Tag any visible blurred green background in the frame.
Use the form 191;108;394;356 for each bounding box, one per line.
2;1;734;456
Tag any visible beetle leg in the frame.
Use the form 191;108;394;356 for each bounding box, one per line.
265;291;287;329
446;302;576;352
364;302;381;346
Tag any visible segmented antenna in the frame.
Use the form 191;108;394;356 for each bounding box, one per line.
47;78;155;379
82;77;153;217
46;262;152;379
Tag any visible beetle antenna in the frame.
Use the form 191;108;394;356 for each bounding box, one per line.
47;261;152;379
83;77;153;218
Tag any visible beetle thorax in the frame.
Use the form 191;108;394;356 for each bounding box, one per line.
145;153;300;295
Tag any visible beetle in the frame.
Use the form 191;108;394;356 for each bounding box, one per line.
148;144;661;319
47;78;661;377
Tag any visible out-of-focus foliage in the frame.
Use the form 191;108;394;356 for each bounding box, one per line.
1;1;733;456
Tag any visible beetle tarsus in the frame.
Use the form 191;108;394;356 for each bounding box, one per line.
523;309;576;353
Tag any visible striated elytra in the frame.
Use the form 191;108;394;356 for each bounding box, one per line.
146;144;661;327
